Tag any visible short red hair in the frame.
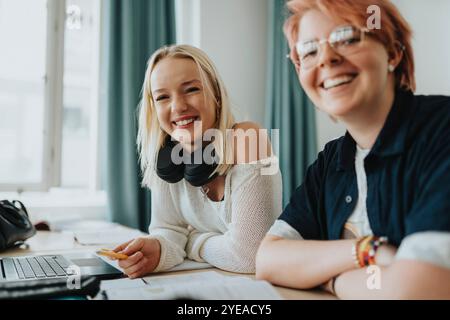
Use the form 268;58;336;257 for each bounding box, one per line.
284;0;416;92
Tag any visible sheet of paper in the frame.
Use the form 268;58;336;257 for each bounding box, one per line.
104;271;283;300
142;271;226;287
92;277;147;300
74;227;145;245
100;277;147;291
166;279;283;300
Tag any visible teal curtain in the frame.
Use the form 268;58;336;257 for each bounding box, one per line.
266;0;317;206
101;0;176;231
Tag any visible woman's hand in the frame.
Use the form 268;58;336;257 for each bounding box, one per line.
112;237;161;279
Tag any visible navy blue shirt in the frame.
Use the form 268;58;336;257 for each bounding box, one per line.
279;90;450;246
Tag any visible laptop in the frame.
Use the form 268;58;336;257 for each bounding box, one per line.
0;252;123;283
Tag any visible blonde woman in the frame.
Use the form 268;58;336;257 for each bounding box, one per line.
111;45;282;277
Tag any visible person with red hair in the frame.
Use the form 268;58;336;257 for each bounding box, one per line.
256;0;450;299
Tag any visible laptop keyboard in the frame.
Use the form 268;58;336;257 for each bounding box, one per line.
11;256;72;280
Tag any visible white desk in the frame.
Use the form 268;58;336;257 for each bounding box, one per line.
0;231;336;300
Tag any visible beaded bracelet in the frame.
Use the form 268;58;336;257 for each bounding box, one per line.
367;236;388;265
351;238;364;268
358;236;388;267
357;236;373;268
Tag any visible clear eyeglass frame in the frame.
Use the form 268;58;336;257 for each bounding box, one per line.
288;25;371;71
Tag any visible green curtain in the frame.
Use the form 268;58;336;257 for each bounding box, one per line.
101;0;176;231
266;0;317;207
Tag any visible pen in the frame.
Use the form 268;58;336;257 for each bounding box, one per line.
96;249;129;260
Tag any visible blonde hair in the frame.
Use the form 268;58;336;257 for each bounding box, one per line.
137;45;236;188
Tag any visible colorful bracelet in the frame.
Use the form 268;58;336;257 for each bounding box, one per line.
351;238;363;268
357;236;389;267
368;236;388;265
357;236;372;268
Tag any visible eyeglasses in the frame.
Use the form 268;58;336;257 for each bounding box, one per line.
290;25;371;71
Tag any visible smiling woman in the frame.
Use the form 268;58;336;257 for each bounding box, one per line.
107;45;283;278
150;58;217;150
138;45;237;181
288;5;410;133
256;0;450;300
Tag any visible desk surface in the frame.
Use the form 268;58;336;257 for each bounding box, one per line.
0;231;335;300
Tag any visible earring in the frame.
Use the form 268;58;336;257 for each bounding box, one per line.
388;64;396;73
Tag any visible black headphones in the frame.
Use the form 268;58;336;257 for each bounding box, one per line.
156;137;219;187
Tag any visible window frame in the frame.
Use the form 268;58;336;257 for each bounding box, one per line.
0;0;103;193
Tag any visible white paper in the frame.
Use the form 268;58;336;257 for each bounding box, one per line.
100;277;147;291
74;227;145;245
167;279;282;300
103;271;283;300
142;271;225;287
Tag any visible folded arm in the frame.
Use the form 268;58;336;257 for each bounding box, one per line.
335;259;450;299
258;227;450;299
256;233;358;288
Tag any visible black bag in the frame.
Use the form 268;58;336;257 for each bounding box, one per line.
0;200;36;251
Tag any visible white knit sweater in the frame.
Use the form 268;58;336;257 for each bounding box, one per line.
148;157;282;274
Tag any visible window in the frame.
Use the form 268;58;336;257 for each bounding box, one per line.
0;0;102;192
0;0;48;188
61;0;101;188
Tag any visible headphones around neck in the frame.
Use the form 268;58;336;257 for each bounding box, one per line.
156;137;219;187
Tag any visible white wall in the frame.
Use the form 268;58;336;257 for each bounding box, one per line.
176;0;450;151
393;0;450;95
314;0;450;151
176;0;268;126
315;111;346;151
175;0;344;151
